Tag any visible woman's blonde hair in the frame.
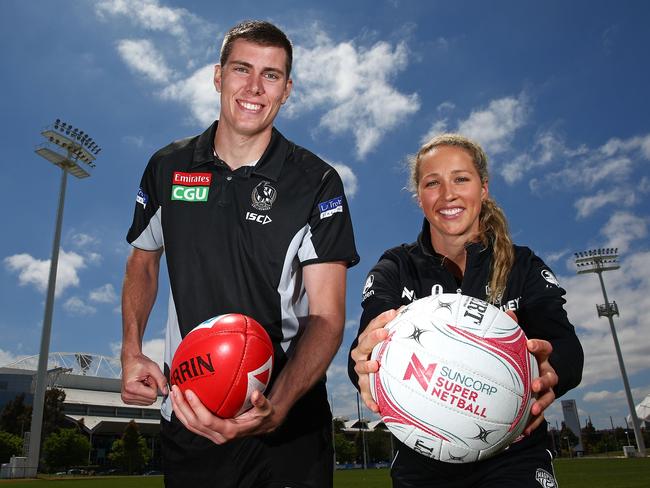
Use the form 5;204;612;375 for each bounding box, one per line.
409;133;514;304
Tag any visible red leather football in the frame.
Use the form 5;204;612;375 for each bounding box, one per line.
170;313;274;418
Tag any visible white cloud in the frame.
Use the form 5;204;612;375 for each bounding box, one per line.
70;233;99;248
457;94;528;155
599;134;650;159
583;389;623;403
559;240;650;425
330;163;358;198
420;119;449;144
159;64;219;126
110;336;165;369
325;316;372;419
327;362;348;382
574;188;636;219
543;249;570;265
500;131;585;184
532;153;634;192
103;14;416;155
525;132;650;218
345;319;358;330
4;250;86;297
288;28;420;158
0;348;23;367
123;135;145;147
117;39;173;84
86;252;103;265
601;212;648;253
419;93;529;167
582;386;648;414
142;338;165;367
561;250;650;388
582;390;625;402
326;353;367;418
437;101;455;113
96;0;219;123
63;296;97;316
89;284;118;304
95;0;198;43
602;24;619;55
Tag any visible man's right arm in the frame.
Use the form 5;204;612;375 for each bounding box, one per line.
121;247;168;405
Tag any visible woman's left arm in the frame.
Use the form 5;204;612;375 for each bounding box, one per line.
515;253;584;433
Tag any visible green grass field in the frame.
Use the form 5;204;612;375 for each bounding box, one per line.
1;458;648;487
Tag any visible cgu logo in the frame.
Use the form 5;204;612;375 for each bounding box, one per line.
403;353;437;392
245;211;272;225
172;185;209;202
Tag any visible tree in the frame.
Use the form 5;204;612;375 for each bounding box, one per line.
366;429;392;462
334;433;356;464
593;431;618;454
42;428;90;471
43;388;67;439
581;419;598;454
0;431;23;463
559;422;579;456
332;418;345;433
108;421;151;474
0;393;32;436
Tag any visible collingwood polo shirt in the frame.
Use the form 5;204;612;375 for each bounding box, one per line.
127;121;359;420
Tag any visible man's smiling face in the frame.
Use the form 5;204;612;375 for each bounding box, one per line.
214;39;292;139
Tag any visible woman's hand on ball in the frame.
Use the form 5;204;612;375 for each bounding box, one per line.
351;309;397;413
170;385;279;444
525;339;558;436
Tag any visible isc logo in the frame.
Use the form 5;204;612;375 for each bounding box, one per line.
245;212;272;225
171;185;209;202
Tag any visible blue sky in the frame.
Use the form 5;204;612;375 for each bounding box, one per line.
1;0;649;431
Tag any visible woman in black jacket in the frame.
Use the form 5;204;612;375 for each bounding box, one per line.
349;134;583;487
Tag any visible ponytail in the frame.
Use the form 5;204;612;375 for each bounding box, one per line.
479;198;514;304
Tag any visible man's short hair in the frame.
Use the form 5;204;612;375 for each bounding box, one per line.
220;20;293;77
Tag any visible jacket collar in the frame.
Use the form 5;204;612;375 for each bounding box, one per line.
190;120;291;181
416;218;492;266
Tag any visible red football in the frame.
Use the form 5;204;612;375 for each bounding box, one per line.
171;313;274;418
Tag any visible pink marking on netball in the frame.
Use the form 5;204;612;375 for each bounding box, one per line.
446;325;533;432
373;332;450;442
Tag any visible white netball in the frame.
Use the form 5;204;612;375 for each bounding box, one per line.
370;293;538;463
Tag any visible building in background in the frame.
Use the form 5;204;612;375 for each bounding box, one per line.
0;353;161;467
561;399;584;454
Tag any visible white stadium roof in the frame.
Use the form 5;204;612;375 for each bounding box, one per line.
2;352;121;379
63;388;161;410
66;414;159;432
627;393;650;426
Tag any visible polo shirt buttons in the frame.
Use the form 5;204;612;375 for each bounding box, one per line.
217;174;233;206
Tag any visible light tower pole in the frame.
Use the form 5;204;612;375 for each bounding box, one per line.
26;120;100;476
574;248;646;457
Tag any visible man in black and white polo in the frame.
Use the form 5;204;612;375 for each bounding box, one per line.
121;20;358;488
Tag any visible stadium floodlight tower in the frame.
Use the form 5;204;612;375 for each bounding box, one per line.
26;119;101;476
574;248;646;457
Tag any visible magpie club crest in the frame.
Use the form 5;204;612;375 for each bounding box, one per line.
251;181;277;211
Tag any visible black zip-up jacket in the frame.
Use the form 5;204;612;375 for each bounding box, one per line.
348;219;583;451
